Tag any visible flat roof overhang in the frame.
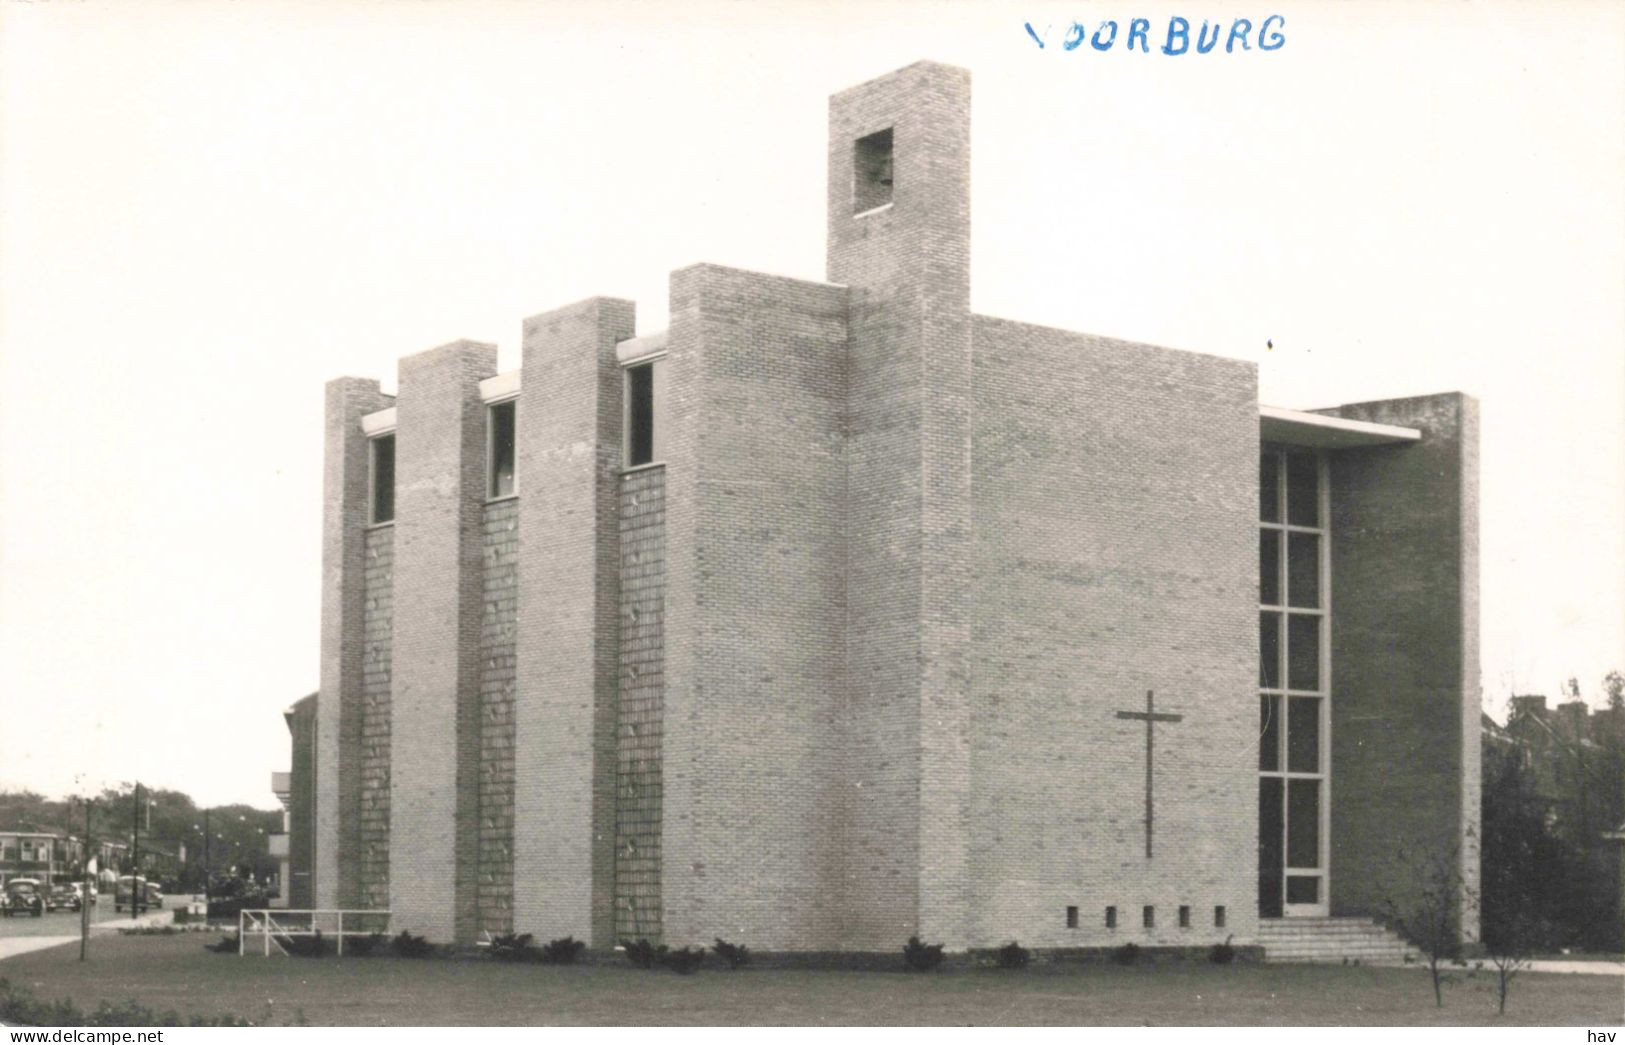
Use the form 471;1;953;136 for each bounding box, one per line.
1260;405;1421;449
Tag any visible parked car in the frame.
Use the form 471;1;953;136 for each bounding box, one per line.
46;883;83;912
113;876;163;913
2;878;46;917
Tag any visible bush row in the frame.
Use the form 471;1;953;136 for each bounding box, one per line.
205;929;434;959
0;978;298;1028
620;938;748;974
207;928;1239;970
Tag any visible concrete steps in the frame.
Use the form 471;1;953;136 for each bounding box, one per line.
1259;916;1418;964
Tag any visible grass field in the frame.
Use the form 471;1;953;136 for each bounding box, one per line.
2;934;1620;1027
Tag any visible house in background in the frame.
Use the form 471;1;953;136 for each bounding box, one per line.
0;830;75;886
1486;692;1625;939
270;693;318;909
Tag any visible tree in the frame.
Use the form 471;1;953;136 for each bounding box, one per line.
1480;748;1577;941
1480;908;1548;1016
1602;671;1624;831
1384;839;1474;1008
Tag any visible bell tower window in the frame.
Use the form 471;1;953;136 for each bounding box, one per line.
853;127;894;214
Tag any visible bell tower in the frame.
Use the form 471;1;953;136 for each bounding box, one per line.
827;61;975;948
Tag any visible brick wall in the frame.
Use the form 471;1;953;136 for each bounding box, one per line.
477;497;519;934
968;315;1260;949
388;340;496;943
358;525;393;909
512;298;633;947
317;377;392;909
1319;393;1481;941
661;264;849;949
615;466;664;942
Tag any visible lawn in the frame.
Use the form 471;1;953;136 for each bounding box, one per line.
2;934;1620;1027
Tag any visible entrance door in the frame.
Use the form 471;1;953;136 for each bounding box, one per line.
1258;694;1329;917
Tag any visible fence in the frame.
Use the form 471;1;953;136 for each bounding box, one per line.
237;908;391;956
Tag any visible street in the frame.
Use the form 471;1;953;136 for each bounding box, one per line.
0;894;180;939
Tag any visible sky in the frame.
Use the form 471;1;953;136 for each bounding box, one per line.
2;0;1621;808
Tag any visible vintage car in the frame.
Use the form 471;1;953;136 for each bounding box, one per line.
113;875;163;913
1;878;46;917
46;882;83;912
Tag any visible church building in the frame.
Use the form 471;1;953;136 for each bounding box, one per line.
305;61;1480;955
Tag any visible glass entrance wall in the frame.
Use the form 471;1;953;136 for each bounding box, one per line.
1258;448;1329;917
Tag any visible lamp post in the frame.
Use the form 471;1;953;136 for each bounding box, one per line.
196;808;211;912
129;782;142;917
76;797;92;961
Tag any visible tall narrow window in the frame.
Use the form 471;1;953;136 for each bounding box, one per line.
625;359;664;467
370;434;395;524
1258;447;1329;918
488;400;516;498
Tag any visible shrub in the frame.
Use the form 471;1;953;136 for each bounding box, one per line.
995;941;1030;969
1112;942;1141;965
391;929;434;959
276;930;333;958
488;932;538;963
346;931;387;957
1209;936;1236;965
0;978;256;1028
622;938;665;969
204;932;240;954
902;935;945;972
663;945;706;974
712;937;750;970
540;936;587;965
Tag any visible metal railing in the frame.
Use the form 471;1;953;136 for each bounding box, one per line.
238;908;391;956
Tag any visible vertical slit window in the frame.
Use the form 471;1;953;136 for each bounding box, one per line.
1286;452;1319;527
1287;697;1321;774
1066;905;1079;929
370;434;395;524
1260;452;1281;523
1287;780;1321;868
1214;905;1227;928
1178;905;1191;928
1260;529;1282;605
625;360;662;467
1260;612;1282;690
1143;905;1155;929
1259;695;1281;771
1287;533;1320;608
488;400;516;498
1105;906;1117;929
1287;614;1320;691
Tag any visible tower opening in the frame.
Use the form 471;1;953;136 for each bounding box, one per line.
853;127;894;213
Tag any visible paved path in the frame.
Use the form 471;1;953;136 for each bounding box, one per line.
0;936;79;960
1521;959;1625;976
0;909;176;961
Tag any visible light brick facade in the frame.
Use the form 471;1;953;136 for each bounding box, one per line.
302;61;1480;952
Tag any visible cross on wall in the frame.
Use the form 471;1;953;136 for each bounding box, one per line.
1115;690;1184;859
